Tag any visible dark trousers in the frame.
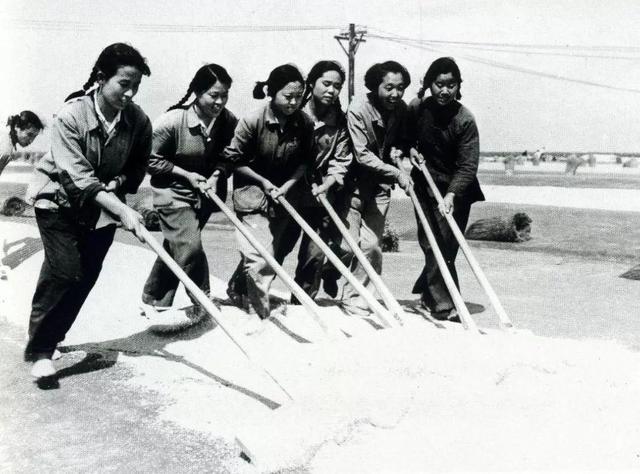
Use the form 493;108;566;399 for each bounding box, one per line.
412;185;471;312
227;207;300;318
26;208;116;360
292;193;353;299
142;205;212;307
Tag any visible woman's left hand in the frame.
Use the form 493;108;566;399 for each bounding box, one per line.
312;176;336;198
104;176;123;193
202;172;220;194
270;182;291;200
439;192;455;216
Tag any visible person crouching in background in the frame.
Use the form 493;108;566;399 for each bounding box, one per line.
0;111;44;177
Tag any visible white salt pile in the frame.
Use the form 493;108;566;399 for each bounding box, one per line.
2;221;640;472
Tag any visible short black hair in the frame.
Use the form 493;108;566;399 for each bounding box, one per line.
364;61;411;92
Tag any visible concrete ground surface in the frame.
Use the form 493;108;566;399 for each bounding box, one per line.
2;214;640;472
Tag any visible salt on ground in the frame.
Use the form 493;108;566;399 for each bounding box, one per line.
2;222;640;473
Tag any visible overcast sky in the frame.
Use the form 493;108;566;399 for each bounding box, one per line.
1;0;640;152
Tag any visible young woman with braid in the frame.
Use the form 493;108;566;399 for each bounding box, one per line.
0;111;44;177
286;60;354;301
223;64;314;326
140;64;237;320
25;43;152;379
407;57;484;322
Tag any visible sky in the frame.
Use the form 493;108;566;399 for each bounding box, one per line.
1;0;640;153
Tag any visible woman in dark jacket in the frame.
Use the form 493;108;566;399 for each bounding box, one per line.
407;57;485;322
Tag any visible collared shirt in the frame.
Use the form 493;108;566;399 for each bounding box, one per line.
406;95;484;202
302;100;352;187
0;127;17;177
94;93;121;141
147;105;237;208
26;94;152;225
346;92;408;194
223;102;314;213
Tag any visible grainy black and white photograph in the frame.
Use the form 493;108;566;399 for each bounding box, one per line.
1;0;640;472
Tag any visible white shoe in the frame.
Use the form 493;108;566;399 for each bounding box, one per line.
31;359;56;379
143;304;201;334
139;302;172;319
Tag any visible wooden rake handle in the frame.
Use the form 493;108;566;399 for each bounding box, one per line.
415;160;513;329
201;188;332;337
275;194;396;329
407;188;479;333
317;193;405;325
138;225;294;401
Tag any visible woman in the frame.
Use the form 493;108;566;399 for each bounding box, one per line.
408;57;485;322
0;111;44;177
342;60;412;316
223;64;314;323
289;60;353;300
140;64;237;319
25;43;152;379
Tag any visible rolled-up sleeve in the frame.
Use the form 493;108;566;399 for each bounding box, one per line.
448;118;480;195
147;113;176;176
121;115;152;193
52;111;105;209
347;107;400;180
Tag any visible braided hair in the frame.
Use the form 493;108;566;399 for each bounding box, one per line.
417;57;462;99
301;60;346;109
65;43;151;102
252;64;304;99
7;111;44;146
167;63;232;111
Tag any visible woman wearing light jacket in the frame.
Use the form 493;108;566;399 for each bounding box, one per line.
141;64;237;319
25;43;151;379
342;60;413;316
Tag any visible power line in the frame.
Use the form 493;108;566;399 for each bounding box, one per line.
373;35;640;94
2;18;342;33
412;42;640;61
368;27;640;53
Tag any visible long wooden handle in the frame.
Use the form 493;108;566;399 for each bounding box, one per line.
138;226;294;401
276;195;396;329
317;193;405;325
408;188;479;333
417;162;513;329
202;189;333;337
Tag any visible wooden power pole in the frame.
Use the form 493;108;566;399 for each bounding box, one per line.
334;23;367;104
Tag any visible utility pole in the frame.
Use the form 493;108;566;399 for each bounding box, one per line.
334;23;367;104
